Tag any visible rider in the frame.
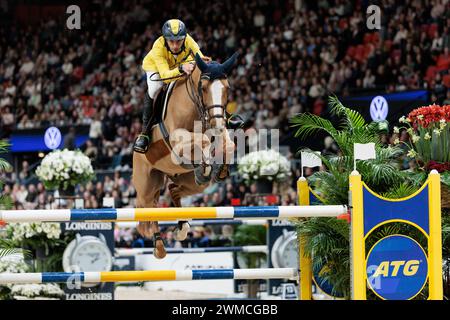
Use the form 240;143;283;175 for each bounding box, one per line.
134;19;245;153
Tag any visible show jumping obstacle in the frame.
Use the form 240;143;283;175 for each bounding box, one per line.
0;205;348;222
117;219;268;228
115;245;269;256
0;171;443;300
0;268;297;284
297;170;443;300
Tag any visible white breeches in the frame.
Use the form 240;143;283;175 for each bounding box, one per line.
146;71;164;99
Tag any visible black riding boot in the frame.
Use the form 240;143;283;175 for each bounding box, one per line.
134;92;154;154
225;111;246;130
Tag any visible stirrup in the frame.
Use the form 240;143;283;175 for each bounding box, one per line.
133;134;150;153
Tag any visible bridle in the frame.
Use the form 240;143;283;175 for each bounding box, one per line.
185;65;227;133
184;64;228;173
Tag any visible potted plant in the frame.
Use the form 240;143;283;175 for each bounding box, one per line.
395;104;450;208
35;148;95;196
233;224;267;298
290;96;424;298
0;140;26;264
0;140;65;300
237;149;291;194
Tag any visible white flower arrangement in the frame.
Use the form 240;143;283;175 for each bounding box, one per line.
0;256;29;274
238;149;291;183
35;149;95;190
11;283;64;299
6;222;61;242
0;252;63;299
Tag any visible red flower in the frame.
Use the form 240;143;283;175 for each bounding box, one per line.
407;104;450;129
426;160;450;173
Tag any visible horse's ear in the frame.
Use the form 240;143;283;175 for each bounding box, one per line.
222;52;239;75
194;53;208;73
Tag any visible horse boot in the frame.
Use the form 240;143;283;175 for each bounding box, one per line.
153;231;167;259
133;92;155;154
168;183;190;241
225;111;246;130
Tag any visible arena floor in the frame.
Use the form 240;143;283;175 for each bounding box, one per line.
114;286;284;300
115;287;229;300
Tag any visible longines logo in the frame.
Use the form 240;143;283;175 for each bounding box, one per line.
44;126;62;149
65;293;113;300
370;96;389;121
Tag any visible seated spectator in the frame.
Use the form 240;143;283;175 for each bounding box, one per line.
190;227;211;248
165;231;182;249
131;229;145;248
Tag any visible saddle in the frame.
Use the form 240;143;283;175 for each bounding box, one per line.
149;84;171;130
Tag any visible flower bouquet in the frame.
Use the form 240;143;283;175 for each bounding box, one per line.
35;149;95;191
5;222;63;259
238;150;291;193
10;283;64;300
396;104;450;207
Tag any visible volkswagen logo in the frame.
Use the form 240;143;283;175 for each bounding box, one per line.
370;96;389;121
44;126;62;149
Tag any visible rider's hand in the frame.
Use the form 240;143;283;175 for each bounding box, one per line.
201;56;212;62
182;63;194;75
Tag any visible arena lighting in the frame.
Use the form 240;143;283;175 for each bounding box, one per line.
38;152;45;158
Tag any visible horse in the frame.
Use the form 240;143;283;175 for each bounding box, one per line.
132;53;238;259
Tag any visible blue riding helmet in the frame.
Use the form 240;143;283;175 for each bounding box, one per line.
162;19;187;41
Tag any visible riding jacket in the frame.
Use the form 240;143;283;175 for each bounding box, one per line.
142;34;205;83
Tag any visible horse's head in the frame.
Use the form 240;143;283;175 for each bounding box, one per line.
194;52;239;132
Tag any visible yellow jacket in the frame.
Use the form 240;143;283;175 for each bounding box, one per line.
142;34;204;83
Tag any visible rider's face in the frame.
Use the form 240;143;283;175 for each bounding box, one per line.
167;39;184;53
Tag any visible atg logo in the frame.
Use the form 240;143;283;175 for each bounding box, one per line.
370;95;389;121
372;260;420;277
366;235;428;300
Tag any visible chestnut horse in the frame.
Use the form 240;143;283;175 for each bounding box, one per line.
132;53;237;258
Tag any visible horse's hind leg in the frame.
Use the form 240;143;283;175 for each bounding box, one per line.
168;183;189;241
169;172;211;240
132;153;167;259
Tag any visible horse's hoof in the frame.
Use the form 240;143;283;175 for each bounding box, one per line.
153;239;167;259
174;221;190;241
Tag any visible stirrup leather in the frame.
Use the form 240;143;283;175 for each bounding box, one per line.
137;134;150;141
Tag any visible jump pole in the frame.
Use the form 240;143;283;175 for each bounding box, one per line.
0;268;298;284
0;205;348;223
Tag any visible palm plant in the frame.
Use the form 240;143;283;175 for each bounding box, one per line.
290;96;425;299
0;140;18;259
233;225;267;298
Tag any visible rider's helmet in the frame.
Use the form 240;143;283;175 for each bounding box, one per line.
162;19;187;41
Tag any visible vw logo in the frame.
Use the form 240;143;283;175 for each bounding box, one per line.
370;96;389;121
44;126;62;149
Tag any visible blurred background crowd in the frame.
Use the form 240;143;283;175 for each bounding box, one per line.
0;0;449;246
